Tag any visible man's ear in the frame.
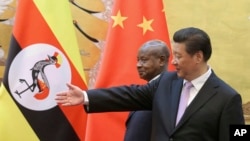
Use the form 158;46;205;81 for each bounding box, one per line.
194;51;203;63
159;55;166;66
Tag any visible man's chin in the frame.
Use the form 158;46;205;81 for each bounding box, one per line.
139;75;144;79
176;71;183;78
139;74;145;79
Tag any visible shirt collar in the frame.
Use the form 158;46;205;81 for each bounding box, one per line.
184;66;212;90
149;74;161;83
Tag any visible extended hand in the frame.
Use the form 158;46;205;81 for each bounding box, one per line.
55;83;84;106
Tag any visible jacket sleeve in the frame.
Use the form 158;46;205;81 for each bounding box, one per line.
85;79;161;113
219;94;245;141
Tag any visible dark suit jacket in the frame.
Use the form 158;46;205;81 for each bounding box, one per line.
86;71;245;141
124;111;152;141
124;75;160;141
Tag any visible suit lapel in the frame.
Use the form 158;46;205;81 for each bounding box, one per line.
173;73;219;132
169;78;183;131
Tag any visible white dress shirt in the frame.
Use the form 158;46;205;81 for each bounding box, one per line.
185;67;212;105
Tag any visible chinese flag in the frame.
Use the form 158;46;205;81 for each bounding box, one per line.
0;0;87;140
85;0;174;141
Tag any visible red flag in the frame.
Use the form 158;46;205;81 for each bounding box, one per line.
0;0;87;140
85;0;174;141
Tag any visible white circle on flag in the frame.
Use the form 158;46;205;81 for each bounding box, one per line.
8;43;71;111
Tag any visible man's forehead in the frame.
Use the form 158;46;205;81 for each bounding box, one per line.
143;41;163;48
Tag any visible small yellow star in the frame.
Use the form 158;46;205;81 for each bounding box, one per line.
137;16;154;35
111;10;128;28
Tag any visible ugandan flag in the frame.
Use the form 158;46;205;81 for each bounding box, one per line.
85;0;175;141
0;0;87;140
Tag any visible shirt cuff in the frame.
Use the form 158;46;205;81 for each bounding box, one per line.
83;91;89;105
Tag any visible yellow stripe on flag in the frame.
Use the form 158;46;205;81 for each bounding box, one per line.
34;0;86;83
0;84;39;140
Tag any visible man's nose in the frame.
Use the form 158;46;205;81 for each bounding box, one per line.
137;62;142;67
171;59;177;65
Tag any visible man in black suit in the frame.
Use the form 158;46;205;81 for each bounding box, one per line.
56;27;245;141
124;39;170;141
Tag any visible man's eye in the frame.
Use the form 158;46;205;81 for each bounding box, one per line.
173;55;181;61
138;58;147;64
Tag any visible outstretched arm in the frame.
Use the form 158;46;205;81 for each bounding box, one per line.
55;83;85;106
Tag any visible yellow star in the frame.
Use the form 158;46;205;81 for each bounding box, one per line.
137;16;154;35
111;10;128;28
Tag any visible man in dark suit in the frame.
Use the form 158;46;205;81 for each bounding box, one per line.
56;27;245;141
124;39;170;141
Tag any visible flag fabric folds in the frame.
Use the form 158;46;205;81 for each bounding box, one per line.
0;0;87;140
85;0;174;141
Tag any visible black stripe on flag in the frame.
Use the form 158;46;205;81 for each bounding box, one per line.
3;36;80;141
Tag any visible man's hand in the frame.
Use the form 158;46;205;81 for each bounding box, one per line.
55;83;84;106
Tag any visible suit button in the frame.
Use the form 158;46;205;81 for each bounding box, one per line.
169;138;173;141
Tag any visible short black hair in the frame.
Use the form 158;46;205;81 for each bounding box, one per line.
173;27;212;62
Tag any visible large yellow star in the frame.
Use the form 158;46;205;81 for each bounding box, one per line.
111;10;128;28
137;16;154;35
